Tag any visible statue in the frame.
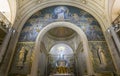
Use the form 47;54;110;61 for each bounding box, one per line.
56;60;68;74
17;47;26;67
97;46;107;67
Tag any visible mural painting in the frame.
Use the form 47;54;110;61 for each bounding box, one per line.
19;6;105;42
89;41;115;73
9;43;34;75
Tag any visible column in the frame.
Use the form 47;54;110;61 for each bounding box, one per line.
0;28;12;63
109;26;120;75
84;43;94;76
30;46;40;76
110;27;120;52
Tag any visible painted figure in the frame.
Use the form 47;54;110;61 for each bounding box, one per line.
54;6;69;19
97;46;107;67
17;47;26;67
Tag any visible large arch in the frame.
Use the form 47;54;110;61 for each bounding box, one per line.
15;1;106;33
30;22;94;76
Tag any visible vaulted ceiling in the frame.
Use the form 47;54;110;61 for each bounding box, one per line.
0;0;10;21
0;0;16;24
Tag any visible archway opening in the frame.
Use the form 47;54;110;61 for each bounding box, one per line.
31;22;94;76
39;26;83;76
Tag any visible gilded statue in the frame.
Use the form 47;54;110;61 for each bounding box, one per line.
17;47;26;67
56;60;69;74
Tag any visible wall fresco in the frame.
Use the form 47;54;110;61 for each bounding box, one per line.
9;43;34;75
89;41;115;73
19;6;105;42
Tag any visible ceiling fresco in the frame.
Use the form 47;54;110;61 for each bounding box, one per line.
19;5;105;42
48;27;75;38
89;42;114;72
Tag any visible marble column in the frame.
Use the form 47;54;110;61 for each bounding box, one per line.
110;27;120;52
84;43;94;75
109;27;120;74
45;55;48;76
75;54;81;76
0;28;12;63
30;46;40;76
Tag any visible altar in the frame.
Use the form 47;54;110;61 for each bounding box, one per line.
49;60;74;76
50;73;74;76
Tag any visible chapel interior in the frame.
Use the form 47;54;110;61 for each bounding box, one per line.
0;0;120;76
